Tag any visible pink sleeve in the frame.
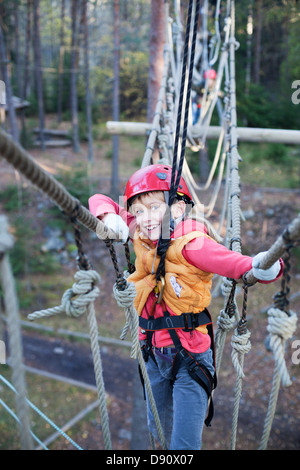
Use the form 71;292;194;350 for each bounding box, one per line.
88;194;137;236
182;236;283;282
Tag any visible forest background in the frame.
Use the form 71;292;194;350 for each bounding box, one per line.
0;0;300;451
0;0;299;155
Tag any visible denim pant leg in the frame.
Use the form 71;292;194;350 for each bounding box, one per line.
145;354;174;448
145;348;214;450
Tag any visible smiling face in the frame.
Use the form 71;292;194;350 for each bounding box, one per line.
130;191;185;241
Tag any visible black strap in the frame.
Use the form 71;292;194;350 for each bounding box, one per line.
139;310;212;332
139;308;217;426
167;326;216;427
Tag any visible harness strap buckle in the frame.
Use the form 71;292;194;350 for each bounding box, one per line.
182;312;198;331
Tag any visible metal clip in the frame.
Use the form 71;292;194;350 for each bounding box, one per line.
156;276;165;304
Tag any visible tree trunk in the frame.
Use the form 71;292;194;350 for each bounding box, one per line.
111;0;120;198
23;0;32;101
70;0;80;152
82;0;93;163
57;0;65;124
245;0;253;95
0;20;19;142
147;0;166;122
254;0;262;84
14;2;22;99
33;0;45;150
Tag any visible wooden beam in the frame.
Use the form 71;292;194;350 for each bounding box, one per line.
106;121;300;145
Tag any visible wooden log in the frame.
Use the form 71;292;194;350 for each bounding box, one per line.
106;121;300;145
33;128;70;137
34;139;71;147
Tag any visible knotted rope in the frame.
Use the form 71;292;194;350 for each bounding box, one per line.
28;269;112;450
112;274;167;450
258;307;297;450
215;278;238;374
28;270;100;320
266;308;297;387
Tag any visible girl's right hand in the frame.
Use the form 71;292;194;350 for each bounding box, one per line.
102;213;129;244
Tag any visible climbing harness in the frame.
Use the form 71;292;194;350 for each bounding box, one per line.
139;306;217;427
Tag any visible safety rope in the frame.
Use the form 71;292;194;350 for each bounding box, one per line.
156;0;201;282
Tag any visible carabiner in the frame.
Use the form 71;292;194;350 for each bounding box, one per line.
157;276;165;304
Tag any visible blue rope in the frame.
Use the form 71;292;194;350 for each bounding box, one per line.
0;373;83;450
0;397;48;450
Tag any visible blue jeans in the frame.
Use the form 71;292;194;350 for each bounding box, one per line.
145;347;214;450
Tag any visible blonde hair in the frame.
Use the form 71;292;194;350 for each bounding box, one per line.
129;190;222;243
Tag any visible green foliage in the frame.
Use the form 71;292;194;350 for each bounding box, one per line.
7;216;60;277
0;184;31;212
88;67;114;120
238;142;300;188
119;51;148;120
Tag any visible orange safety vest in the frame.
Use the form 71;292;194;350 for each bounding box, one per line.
127;220;214;334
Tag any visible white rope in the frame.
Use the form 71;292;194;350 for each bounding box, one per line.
259;308;297;450
28;270;100;320
112;275;168;450
231;328;252;380
28;269;112;450
266;308;297;386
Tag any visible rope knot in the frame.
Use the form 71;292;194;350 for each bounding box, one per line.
266;307;297;386
113;279;137;309
28;270;101;321
231;328;251;378
62;270;101;318
217;308;236;332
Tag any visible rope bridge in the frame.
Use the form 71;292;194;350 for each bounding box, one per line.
0;0;299;451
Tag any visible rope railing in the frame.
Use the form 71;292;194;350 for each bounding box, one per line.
0;129;121;243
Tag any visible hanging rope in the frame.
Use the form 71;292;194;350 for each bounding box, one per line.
28;268;112;450
113;274;167;450
258;229;299;450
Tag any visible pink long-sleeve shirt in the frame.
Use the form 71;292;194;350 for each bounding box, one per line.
89;194;283;352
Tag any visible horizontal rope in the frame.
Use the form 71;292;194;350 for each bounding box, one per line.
0;129;121;242
244;214;300;285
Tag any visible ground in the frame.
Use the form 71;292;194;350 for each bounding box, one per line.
0;132;300;451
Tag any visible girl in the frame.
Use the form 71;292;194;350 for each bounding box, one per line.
89;164;282;450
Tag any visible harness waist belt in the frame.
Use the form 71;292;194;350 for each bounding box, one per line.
139;310;211;332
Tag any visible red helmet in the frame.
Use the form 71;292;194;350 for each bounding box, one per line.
204;69;217;80
124;164;192;206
